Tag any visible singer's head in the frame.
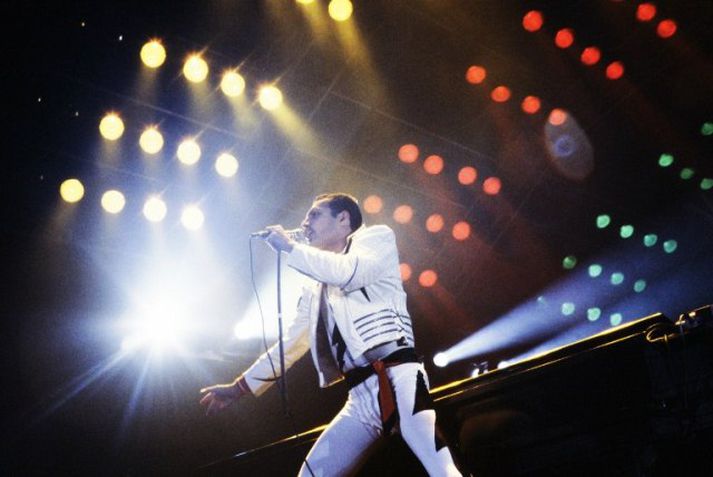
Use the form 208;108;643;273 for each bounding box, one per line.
301;193;363;252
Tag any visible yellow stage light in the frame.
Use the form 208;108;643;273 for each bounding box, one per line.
215;152;239;177
101;190;126;214
181;205;204;230
99;113;125;140
220;70;246;97
140;40;166;68
176;138;201;165
258;85;283;110
143;196;167;222
183;54;209;83
328;0;353;21
139;127;164;154
297;0;315;4
60;178;85;203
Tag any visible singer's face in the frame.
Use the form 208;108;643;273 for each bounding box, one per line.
301;200;347;252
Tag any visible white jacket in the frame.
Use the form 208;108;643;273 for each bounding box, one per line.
242;224;415;396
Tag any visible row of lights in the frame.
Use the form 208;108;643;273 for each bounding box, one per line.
59;179;206;229
399;264;438;288
297;0;354;22
657;153;713;191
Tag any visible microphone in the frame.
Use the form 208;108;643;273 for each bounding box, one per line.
250;228;306;243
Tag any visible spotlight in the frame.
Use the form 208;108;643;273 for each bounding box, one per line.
139;127;164;154
522;10;544;32
482;177;502;195
183;54;209;83
181;205;204;230
398;144;419;163
258;85;283;110
554;28;575;49
423;155;444;175
452;221;471;241
363;195;384;214
458;166;477;185
426;214;444;233
491;86;511;103
465;65;487;84
393;205;413;224
580;46;601;66
60;178;85;203
177;138;201;165
521;96;541;114
419;270;438;288
221;70;246;97
99;113;125;140
101;190;125;214
548;108;568;126
215;152;239;177
140;39;166;68
143;196;167;222
328;0;353;22
433;352;449;367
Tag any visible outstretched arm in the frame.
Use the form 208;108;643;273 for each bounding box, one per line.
199;376;251;416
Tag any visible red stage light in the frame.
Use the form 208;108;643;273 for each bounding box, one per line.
554;28;575;48
400;263;412;282
419;269;438;288
483;177;502;195
452;221;471;240
605;61;625;80
393;205;414;224
548;108;568;126
636;3;657;22
426;214;444;233
521;95;541;114
522;10;544;32
363;195;383;214
398;144;419;163
657;19;677;38
458;166;477;185
424;155;444;175
465;66;487;84
491;86;511;103
580;46;601;66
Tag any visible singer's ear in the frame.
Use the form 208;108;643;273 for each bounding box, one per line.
337;210;350;226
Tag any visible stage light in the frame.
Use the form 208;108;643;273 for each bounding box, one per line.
99;113;125;140
181;205;204;230
490;86;511;103
587;307;601;321
393;205;413;224
634;279;647;293
701;178;713;190
657;19;677;38
423;155;444;175
554;28;574;49
636;3;657;22
548;108;567;126
561;302;575;316
139;127;164;154
620;224;634;238
482;177;501;195
398;144;419;163
143;196;167;222
60;178;85;203
644;234;658;246
121;301;192;354
562;255;577;269
588;264;602;277
400;263;412;282
363;195;383;214
426;214;444;233
297;0;315;4
580;46;601;66
458;166;477;185
328;0;353;22
419;270;438;287
258;85;283;110
610;272;624;285
596;214;610;228
680;168;695;180
177;138;201;165
452;221;471;241
183;54;209;83
465;65;486;84
702;122;713;136
221;70;246;97
663;240;677;253
610;313;623;326
658;153;674;167
605;61;625;80
215;152;239;177
101;190;125;214
522;10;543;32
433;352;449;367
140;39;166;68
521;96;541;114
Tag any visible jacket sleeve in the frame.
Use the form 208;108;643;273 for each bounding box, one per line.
286;225;397;293
241;288;312;397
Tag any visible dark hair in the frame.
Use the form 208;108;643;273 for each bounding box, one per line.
315;193;363;232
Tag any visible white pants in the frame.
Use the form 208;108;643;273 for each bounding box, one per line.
298;362;462;477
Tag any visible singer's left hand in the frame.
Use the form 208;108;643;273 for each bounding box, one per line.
264;225;295;253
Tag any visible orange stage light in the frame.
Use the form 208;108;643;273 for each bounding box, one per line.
465;66;487;84
452;221;471;241
491;86;511;103
423;155;444;175
398;144;419;163
483;177;502;196
554;28;575;49
605;61;625;80
393;205;414;224
657;19;677;38
363;195;384;214
458;166;477;185
636;3;657;22
419;270;438;288
521;95;541;114
426;214;444;233
522;10;544;32
400;263;412;282
548;108;568;126
580;46;601;66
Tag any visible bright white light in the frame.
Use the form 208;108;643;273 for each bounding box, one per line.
220;70;246;97
470;367;481;378
143;196;167;222
177;138;201;165
433;352;450;368
215;152;239;177
99;113;124;140
101;190;125;214
258;85;283;110
140;40;166;68
181;205;204;230
328;0;353;21
183;54;209;83
121;301;190;354
60;178;85;203
497;360;510;369
139;127;164;154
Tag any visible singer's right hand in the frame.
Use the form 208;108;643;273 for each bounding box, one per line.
199;378;249;416
263;225;295;253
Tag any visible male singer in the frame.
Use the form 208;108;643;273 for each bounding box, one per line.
200;193;461;476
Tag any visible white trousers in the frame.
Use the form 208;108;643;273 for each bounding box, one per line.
298;362;462;477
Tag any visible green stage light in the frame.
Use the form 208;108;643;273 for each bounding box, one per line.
680;168;695;180
563;255;577;269
658;153;674;167
596;214;611;229
702;122;713;136
610;272;624;285
561;302;576;316
663;240;678;253
610;313;623;326
588;264;602;278
643;234;658;247
634;279;647;293
620;225;634;238
700;178;713;190
587;307;601;321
